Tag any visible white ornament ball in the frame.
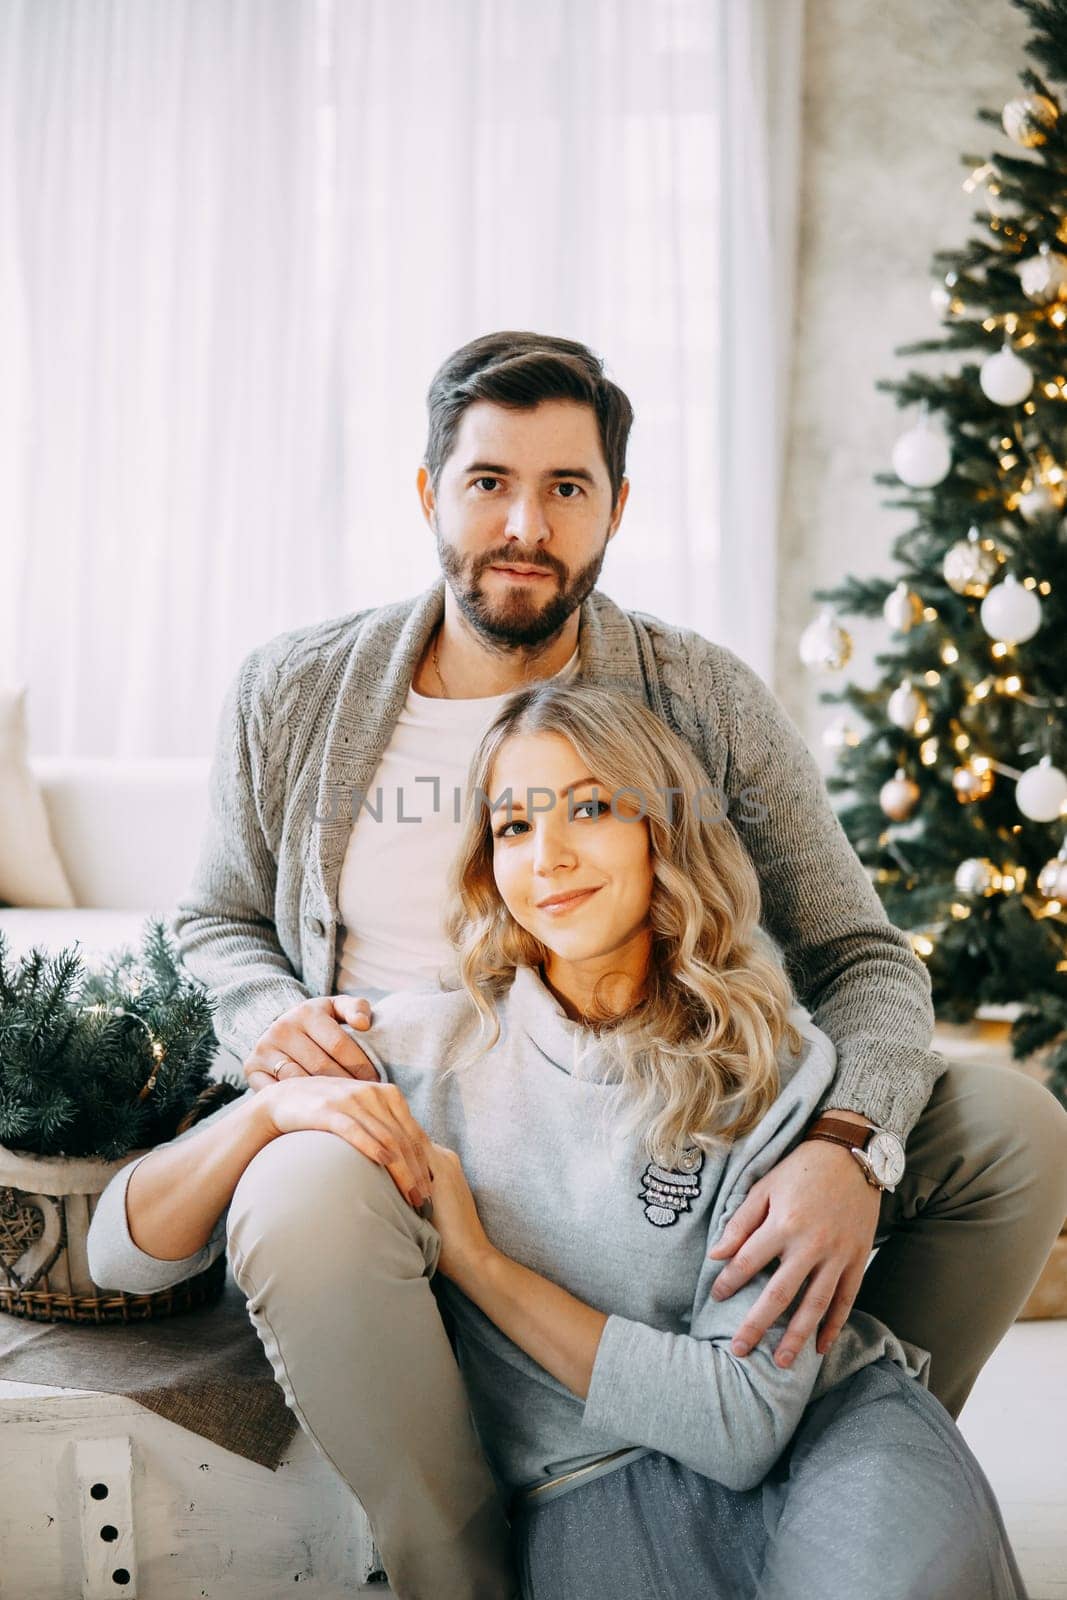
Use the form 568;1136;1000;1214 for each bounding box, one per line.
887;680;927;731
891;422;952;488
930;282;953;315
1018;481;1059;521
979;345;1034;406
883;581;924;632
1002;94;1059;148
1037;850;1067;899
879;769;920;821
798;608;853;673
979;574;1043;644
1016;758;1067;823
1019;243;1067;304
954;857;1000;896
822;714;861;751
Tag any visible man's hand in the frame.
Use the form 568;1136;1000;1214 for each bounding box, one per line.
707;1134;883;1368
244;995;377;1092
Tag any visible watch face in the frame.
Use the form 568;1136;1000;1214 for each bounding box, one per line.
868;1132;906;1186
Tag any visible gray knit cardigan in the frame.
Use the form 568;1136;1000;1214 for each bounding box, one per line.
172;578;942;1139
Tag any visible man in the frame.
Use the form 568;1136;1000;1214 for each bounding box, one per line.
175;330;1067;1415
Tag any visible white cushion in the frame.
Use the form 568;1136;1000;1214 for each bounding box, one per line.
0;688;75;909
29;757;211;911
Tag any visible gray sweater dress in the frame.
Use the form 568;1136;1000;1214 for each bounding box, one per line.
87;964;930;1502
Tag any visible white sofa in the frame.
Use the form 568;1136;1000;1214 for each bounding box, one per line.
0;756;212;963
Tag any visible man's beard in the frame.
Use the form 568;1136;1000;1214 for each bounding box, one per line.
435;532;610;648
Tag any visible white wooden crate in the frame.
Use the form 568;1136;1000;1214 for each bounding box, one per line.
0;1378;394;1598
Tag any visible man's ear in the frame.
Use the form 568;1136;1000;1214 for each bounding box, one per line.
607;477;630;541
416;464;437;531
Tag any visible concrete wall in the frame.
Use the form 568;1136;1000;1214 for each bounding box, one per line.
777;0;1032;755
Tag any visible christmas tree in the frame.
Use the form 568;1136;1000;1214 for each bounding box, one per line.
0;920;241;1160
803;0;1067;1107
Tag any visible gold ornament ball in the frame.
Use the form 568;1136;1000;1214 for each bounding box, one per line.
1037;853;1067;900
942;533;1000;597
1002;94;1059;148
952;761;995;804
879;768;920;821
954;857;1001;896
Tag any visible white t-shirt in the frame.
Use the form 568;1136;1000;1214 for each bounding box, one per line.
332;646;580;996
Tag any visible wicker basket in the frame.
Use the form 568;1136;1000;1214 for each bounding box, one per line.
0;1083;240;1324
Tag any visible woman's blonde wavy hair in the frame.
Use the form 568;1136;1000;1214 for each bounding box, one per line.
439;680;804;1170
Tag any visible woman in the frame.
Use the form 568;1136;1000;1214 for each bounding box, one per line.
87;682;1028;1600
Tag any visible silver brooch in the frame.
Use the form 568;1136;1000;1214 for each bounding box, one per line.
639;1146;704;1227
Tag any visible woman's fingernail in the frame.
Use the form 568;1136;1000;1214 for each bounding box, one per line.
779;1352;794;1368
732;1340;750;1356
408;1187;422;1208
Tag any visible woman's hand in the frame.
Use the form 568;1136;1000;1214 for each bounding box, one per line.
707;1139;884;1367
423;1141;496;1285
244;995;378;1091
261;1076;435;1212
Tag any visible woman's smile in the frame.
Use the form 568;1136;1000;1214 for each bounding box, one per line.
537;886;602;914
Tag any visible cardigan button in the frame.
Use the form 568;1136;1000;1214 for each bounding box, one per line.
306;915;326;938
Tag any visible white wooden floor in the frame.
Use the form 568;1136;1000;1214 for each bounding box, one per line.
957;1319;1067;1599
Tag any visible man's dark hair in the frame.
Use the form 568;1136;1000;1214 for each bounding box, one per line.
424;331;634;509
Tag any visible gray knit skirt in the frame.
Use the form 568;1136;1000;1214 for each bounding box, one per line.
508;1357;1028;1600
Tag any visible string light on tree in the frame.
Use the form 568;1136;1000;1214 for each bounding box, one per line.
1016;757;1067;822
979;573;1043;643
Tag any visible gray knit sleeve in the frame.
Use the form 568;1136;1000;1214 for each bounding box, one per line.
171;648;313;1064
713;643;942;1140
579;1025;836;1490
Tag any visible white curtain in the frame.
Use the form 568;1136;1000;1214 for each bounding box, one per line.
0;0;805;758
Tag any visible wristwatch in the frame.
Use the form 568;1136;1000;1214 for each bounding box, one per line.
803;1115;905;1193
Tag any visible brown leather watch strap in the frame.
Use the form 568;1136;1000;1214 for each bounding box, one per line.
803;1115;872;1150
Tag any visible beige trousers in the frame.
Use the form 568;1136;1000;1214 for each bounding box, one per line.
225;1061;1067;1600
